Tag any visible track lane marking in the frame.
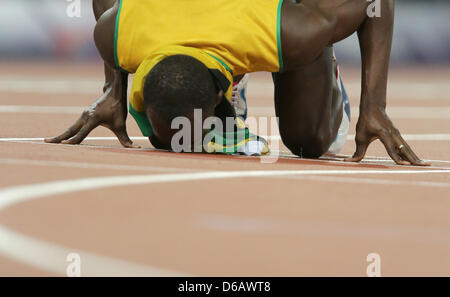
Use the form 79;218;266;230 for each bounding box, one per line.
0;226;185;277
2;105;450;119
281;175;450;188
0;169;449;275
266;134;450;141
1;137;449;167
0;158;197;173
2;134;450;142
2;76;450;101
248;106;450;119
2;170;449;211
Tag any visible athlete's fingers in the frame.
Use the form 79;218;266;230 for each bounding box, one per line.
379;134;410;166
113;125;141;148
61;120;98;145
44;116;85;143
397;141;430;166
390;132;430;166
386;145;409;166
344;138;370;163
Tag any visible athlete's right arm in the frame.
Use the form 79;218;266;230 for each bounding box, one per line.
45;64;138;148
45;1;137;148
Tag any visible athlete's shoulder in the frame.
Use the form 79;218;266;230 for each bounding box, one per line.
94;1;120;69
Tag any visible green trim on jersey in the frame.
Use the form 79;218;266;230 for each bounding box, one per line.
129;103;154;137
114;0;128;73
277;0;284;73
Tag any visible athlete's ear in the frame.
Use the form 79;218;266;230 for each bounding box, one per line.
214;90;224;106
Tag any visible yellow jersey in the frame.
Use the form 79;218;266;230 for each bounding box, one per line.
115;0;284;75
114;0;283;145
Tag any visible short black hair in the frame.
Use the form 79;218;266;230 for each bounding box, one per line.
143;55;218;123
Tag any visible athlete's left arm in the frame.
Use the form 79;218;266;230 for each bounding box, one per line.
345;0;429;166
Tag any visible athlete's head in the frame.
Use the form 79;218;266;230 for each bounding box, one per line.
143;55;223;150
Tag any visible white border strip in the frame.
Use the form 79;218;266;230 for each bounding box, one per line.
266;134;450;141
0;137;147;142
0;105;83;114
2;134;450;142
2;170;449;212
1;136;449;166
1;105;450;120
248;106;450;119
283;175;450;188
2;77;450;101
0;158;196;173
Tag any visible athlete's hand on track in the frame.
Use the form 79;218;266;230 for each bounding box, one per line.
345;107;429;166
44;94;140;148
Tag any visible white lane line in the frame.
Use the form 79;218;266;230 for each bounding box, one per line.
353;134;450;141
0;169;448;275
266;134;450;141
0;77;102;95
2;105;450;120
198;215;450;244
0;139;150;151
0;158;196;173
248;80;450;101
331;154;450;165
2;157;444;188
356;107;450;120
248;106;450;119
267;150;450;170
0;226;184;277
344;82;450;102
282;175;450;188
2;134;450;143
2;170;449;211
0;137;449;166
2;104;450;120
0;105;83;114
0;136;153;152
2;76;450;101
0;136;145;142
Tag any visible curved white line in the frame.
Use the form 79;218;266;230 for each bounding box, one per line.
0;158;196;173
1;169;449;276
1;169;450;212
0;226;183;277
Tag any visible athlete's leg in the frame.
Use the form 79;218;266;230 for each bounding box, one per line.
273;46;343;158
280;1;423;164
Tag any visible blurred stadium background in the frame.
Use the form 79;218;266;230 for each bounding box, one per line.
1;0;449;65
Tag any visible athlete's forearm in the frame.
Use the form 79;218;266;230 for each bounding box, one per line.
357;0;395;111
103;63;128;106
344;0;427;166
